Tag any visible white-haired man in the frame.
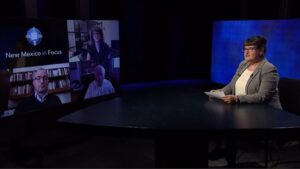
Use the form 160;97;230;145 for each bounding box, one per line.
84;65;115;99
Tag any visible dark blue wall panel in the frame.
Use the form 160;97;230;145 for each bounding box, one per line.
212;19;300;84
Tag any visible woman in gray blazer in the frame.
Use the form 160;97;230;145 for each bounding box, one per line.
220;35;282;109
208;36;283;164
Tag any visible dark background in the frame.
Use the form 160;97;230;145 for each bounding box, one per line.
1;1;300;167
1;0;300;84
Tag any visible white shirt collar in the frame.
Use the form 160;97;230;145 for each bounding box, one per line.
34;92;48;103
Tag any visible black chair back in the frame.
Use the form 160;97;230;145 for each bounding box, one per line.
279;78;300;115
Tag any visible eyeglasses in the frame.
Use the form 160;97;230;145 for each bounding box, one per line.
33;76;49;81
242;47;257;53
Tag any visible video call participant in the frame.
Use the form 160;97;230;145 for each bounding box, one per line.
86;26;111;75
212;35;282;109
84;65;115;99
14;68;62;114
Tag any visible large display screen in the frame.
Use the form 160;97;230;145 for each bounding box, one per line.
211;19;300;84
0;19;120;116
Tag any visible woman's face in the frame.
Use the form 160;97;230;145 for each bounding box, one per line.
93;31;102;42
243;45;263;63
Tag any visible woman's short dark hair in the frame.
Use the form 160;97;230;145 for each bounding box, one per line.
244;35;267;54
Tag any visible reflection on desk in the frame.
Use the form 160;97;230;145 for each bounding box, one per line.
58;86;300;167
58;87;300;132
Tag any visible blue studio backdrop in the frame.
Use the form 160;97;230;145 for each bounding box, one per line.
211;19;300;84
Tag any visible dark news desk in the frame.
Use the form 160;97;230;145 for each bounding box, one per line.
58;87;300;167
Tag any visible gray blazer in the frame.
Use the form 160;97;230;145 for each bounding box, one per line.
222;58;282;110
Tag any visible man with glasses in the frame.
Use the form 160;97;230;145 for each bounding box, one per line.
14;68;62;114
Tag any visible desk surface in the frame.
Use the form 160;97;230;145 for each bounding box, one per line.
58;87;300;131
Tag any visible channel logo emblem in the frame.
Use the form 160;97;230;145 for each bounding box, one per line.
26;27;43;46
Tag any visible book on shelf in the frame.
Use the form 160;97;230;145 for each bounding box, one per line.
10;67;69;82
47;67;69;77
10;84;33;96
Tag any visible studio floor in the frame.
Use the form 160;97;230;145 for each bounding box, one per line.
1;131;300;168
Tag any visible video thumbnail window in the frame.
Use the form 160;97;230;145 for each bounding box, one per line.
67;20;120;102
0;19;120;117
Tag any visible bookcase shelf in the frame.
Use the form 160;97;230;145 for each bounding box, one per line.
10;75;68;85
9;67;70;100
9;87;71;100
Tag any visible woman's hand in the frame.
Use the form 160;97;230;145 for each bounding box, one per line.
208;89;220;101
222;95;238;104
